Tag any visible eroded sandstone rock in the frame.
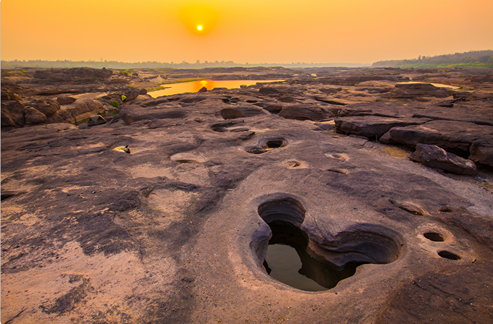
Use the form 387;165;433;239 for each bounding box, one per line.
32;99;60;116
57;96;77;105
389;120;493;156
33;67;113;83
278;104;330;121
469;138;493;167
1;66;493;324
410;143;477;176
23;107;47;125
46;99;103;124
386;83;454;99
1;101;25;126
335;116;430;138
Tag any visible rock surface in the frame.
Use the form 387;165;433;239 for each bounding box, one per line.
1;66;493;324
23;106;47;125
57;96;77;105
389;120;493;156
410;143;478;175
385;82;454;99
470;138;493;167
335;116;430;138
32;99;60;116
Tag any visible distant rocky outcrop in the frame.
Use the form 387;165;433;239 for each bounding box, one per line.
32;67;113;83
317;74;410;86
385;83;454;99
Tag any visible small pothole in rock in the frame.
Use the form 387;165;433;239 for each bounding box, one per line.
245;137;288;154
288;160;300;168
327;168;350;175
423;232;444;242
325;153;349;161
174;159;199;164
282;160;307;169
265;140;284;149
290;161;300;167
438;250;461;260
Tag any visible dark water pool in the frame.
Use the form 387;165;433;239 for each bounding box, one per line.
264;223;362;291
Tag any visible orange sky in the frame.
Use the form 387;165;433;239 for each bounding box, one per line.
2;0;493;64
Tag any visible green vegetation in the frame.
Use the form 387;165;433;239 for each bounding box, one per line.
127;85;134;88
109;101;120;108
146;85;168;92
92;77;99;81
3;78;9;81
373;50;493;69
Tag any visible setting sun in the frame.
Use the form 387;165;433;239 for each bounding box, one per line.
179;3;218;36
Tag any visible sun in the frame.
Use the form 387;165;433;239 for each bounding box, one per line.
179;4;218;35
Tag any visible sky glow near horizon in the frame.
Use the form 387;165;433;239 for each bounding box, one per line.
1;0;493;64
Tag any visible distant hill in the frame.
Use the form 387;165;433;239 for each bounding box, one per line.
373;50;493;69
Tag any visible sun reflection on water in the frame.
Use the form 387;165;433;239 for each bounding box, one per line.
148;80;283;97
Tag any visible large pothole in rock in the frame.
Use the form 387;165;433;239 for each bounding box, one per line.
254;197;403;291
264;222;360;291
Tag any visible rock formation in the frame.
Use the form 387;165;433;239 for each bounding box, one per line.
1;66;493;323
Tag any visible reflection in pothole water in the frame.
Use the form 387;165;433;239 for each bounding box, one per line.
265;244;326;291
264;223;362;291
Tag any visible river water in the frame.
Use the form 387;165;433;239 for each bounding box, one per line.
148;80;283;97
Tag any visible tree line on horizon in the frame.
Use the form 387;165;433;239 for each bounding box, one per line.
0;59;367;70
373;50;493;69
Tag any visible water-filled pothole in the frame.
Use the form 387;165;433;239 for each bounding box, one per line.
255;197;402;291
264;222;361;291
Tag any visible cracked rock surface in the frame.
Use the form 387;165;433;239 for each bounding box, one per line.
2;67;493;323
